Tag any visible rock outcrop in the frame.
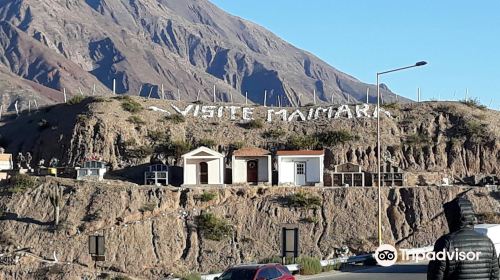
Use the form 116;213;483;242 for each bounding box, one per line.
0;177;498;279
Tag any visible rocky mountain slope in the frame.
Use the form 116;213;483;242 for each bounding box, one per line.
0;178;498;279
0;97;498;179
0;0;403;109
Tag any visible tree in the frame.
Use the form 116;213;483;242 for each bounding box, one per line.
49;184;64;226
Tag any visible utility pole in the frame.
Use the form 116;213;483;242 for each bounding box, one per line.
213;85;216;103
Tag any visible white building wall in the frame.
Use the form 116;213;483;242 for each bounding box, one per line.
232;156;271;184
207;159;221;184
278;156;324;185
279;160;295;184
0;161;12;171
184;158;223;185
232;157;247;183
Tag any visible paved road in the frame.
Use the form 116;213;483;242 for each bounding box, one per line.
299;263;428;280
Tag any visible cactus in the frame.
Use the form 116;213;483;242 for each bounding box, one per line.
49;184;64;226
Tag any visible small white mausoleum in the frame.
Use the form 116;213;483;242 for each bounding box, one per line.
75;160;107;181
232;147;272;185
182;146;224;185
276;150;324;186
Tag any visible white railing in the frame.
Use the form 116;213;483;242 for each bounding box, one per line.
170;246;433;280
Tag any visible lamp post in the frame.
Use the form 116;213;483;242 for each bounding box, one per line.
376;61;427;247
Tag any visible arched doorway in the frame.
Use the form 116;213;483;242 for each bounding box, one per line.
247;160;258;183
199;162;208;184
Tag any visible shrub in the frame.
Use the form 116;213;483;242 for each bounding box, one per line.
121;97;143;113
7;174;37;193
165;114;185;124
127;115;145;125
180;273;201;280
298;257;322;275
196;138;216;148
197;191;217;202
459;98;487;110
260;256;295;265
37;119;51;131
316;130;357;146
67;95;85;105
147;130;169;143
76;114;89;123
457;119;489;143
404;133;431;147
262;128;286;139
195;213;232;241
126;146;153;159
240;119;264;129
139;202;156;213
287;135;318;150
230;141;244;150
285;192;322;209
382;103;399;110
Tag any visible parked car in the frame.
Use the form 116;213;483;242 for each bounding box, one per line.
215;263;295;280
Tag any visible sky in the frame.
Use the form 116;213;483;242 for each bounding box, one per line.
210;0;500;108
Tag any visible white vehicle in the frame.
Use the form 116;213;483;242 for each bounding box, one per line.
474;224;500;257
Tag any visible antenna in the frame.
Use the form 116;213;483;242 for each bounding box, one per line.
417;88;421;102
313;89;316;105
264;90;267;107
113;79;116;95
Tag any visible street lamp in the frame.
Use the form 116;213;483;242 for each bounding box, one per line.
376;61;427;247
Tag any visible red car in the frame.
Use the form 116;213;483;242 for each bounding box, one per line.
215;263;295;280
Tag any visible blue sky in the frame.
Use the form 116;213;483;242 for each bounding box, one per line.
211;0;500;108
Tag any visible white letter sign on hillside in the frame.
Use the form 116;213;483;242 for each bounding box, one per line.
149;104;391;123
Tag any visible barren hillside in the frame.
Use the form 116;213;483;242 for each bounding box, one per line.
0;0;403;109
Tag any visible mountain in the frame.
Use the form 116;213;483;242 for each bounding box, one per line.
0;0;406;109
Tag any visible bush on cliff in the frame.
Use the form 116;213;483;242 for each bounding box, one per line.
7;174;37;194
285;192;322;209
120;96;143;113
195;213;232;241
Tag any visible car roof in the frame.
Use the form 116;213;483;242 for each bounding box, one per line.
231;263;281;269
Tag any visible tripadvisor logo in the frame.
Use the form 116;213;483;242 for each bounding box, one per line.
375;244;398;267
375;244;482;267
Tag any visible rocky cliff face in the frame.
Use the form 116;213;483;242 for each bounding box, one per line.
0;97;498;179
0;177;498;279
0;0;402;109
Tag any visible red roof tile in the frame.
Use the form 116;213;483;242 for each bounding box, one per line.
233;147;270;157
276;150;324;156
